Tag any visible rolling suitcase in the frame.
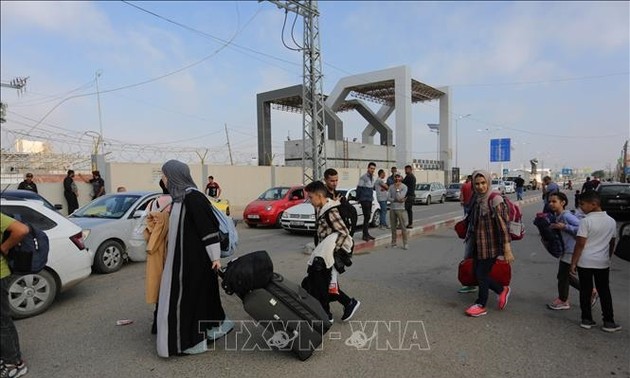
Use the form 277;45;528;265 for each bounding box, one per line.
243;272;332;361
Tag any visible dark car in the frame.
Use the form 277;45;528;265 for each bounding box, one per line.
596;182;630;219
0;189;63;212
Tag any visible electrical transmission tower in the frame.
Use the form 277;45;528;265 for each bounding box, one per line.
0;77;28;123
266;0;326;182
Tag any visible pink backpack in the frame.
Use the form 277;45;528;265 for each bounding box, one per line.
489;192;524;241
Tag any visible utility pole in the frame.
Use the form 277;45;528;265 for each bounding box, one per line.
0;77;29;123
224;123;234;165
95;70;105;154
266;0;326;183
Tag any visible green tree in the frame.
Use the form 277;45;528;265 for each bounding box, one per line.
591;170;605;178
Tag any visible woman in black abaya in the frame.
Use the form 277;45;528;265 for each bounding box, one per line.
156;159;232;357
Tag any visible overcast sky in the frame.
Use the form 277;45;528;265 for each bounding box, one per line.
1;1;628;174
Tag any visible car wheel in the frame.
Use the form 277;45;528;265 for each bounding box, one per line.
440;195;445;203
94;239;125;274
426;196;431;205
370;209;381;227
8;269;58;319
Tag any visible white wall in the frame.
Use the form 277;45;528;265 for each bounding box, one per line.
1;163;444;216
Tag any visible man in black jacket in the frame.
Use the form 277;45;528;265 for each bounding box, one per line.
402;165;416;228
17;173;38;193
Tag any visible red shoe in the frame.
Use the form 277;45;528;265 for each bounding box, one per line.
465;304;487;317
498;286;511;310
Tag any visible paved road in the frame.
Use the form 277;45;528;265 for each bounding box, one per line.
15;191;629;377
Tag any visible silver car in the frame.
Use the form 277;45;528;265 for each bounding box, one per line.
69;191;160;274
414;182;447;205
445;183;463;202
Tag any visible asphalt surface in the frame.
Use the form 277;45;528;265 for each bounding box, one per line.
14;191;629;378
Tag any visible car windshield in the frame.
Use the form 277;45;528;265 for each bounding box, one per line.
258;187;290;200
73;194;141;219
600;185;630;196
448;184;461;189
492;180;501;185
416;184;430;191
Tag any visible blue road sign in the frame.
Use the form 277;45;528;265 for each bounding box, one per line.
561;168;573;176
490;138;511;162
625;167;630;175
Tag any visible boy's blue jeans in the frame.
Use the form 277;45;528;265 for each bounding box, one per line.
378;200;388;226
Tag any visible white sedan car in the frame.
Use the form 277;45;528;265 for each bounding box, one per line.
1;198;93;318
504;181;516;194
69;191;160;274
280;188;381;233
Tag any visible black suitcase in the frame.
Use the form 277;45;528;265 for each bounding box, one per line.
242;273;332;361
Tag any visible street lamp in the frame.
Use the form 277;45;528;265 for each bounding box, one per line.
427;123;440;161
455;114;471;169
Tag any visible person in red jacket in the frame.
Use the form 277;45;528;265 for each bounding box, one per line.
460;175;474;215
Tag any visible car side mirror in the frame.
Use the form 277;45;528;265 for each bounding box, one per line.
132;210;146;219
54;204;63;210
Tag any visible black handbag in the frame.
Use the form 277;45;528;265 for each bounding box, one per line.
220;250;274;298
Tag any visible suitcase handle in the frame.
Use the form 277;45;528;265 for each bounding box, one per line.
217;267;226;279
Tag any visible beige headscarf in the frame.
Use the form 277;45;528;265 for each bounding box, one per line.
472;170;493;216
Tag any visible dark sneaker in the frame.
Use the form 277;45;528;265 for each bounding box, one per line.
580;319;596;329
341;298;361;322
602;322;621;333
0;360;28;378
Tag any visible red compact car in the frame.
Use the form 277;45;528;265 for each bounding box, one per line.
243;186;306;228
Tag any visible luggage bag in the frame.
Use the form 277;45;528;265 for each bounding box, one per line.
242;273;332;361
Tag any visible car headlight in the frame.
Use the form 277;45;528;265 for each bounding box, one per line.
82;229;91;240
282;212;289;219
265;205;273;211
309;214;315;220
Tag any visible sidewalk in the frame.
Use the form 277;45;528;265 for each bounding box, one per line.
351;194;541;255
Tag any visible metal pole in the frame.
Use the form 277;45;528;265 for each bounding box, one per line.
95;70;104;154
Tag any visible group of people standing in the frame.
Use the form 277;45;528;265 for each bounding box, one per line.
457;171;621;332
356;163;417;246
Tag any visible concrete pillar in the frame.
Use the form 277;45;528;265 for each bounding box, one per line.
395;66;412;167
438;86;452;184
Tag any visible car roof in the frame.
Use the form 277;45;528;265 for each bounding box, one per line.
0;198;75;225
103;191;157;196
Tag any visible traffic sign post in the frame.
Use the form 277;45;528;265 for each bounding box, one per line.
490;138;511;162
